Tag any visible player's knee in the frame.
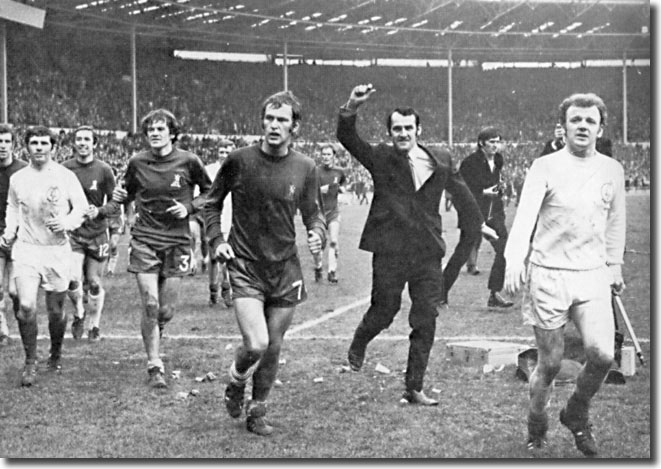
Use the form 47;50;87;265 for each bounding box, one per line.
158;303;175;323
15;303;36;322
144;300;159;320
584;345;613;371
245;337;269;355
536;356;563;382
88;281;101;296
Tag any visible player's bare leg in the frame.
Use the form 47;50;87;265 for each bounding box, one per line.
67;251;87;339
45;290;67;372
14;276;40;386
85;257;107;341
225;298;268;417
527;326;564;450
136;273;176;388
247;305;296;436
559;303;614;457
326;220;340;283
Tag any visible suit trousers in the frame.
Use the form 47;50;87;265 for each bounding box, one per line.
442;216;508;298
349;251;444;392
442;228;482;301
485;216;508;293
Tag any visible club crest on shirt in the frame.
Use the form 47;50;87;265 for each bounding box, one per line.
89;180;98;191
171;174;182;188
286;183;296;200
46;186;61;204
601;182;614;203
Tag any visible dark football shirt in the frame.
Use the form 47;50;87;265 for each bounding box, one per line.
124;147;211;250
205;144;326;263
318;165;346;215
0;158;27;235
62;157;117;238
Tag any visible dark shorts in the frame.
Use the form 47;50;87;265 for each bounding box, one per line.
70;231;111;261
325;209;340;224
191;211;205;227
229;255;306;308
0;243;10;259
127;237;191;277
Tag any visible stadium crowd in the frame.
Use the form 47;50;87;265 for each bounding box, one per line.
4;25;650;193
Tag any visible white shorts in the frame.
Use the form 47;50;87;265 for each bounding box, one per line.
521;264;611;330
11;241;72;292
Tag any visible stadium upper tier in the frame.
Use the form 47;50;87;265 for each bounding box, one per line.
8;26;651;143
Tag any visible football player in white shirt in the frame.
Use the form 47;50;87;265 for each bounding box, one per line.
2;126;88;386
504;93;626;457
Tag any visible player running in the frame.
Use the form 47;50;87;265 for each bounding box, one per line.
312;144;346;284
205;91;326;436
2;126;87;386
505;93;626;457
63;126;117;341
112;109;212;389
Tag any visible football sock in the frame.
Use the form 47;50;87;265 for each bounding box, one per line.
147;358;164;374
328;246;337;272
67;284;85;319
88;288;105;329
18;317;38;363
0;306;8;337
48;313;67;358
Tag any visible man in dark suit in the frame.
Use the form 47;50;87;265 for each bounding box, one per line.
442;127;513;309
337;84;495;405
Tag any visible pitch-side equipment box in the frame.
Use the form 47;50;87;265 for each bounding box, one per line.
446;340;527;369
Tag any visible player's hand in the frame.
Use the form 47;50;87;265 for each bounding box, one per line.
215;242;235;262
0;235;11;251
165;199;188;219
45;217;66;233
85;205;99;220
307;231;322;255
609;264;625;295
481;223;498;241
483;185;500;197
347;84;376;111
504;262;526;296
112;186;128;203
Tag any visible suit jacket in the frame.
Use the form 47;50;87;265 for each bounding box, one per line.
459;149;505;224
337;108;483;257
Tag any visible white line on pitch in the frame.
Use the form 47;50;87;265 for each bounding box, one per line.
287;295;371;334
16;334;650;343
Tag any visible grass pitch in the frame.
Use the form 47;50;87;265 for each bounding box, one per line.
0;192;651;459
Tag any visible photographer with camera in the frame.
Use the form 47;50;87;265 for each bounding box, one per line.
441;126;513;309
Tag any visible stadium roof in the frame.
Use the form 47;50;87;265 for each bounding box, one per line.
27;0;650;61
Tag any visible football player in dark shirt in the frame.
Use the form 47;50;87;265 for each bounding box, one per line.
63;126;117;342
205;91;326;436
312;144;347;283
112;109;212;389
0;124;26;346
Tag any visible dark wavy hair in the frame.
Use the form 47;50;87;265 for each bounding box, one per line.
140;108;181;141
386;107;420;134
24;125;56;146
